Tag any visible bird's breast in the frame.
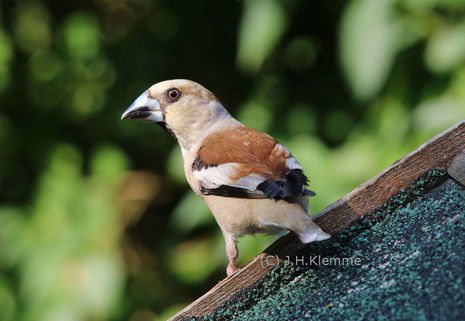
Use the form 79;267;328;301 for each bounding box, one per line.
182;150;205;197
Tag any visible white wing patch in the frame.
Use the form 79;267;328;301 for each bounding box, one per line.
285;156;303;171
193;163;238;188
193;163;265;191
233;174;266;190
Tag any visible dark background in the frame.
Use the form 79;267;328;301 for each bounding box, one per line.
0;0;464;319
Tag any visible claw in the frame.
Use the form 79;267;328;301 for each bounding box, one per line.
226;263;238;277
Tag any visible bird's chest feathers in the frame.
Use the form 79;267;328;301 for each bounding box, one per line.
182;151;205;197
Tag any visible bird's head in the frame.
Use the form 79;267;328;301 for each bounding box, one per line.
122;79;236;151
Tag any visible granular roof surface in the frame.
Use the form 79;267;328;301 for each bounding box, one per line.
194;170;465;320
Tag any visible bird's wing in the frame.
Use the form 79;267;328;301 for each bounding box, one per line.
192;126;315;199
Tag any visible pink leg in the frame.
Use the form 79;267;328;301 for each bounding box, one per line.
225;236;238;277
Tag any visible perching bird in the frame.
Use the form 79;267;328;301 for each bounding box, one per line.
121;79;330;276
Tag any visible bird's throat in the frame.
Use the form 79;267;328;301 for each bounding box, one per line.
157;122;178;141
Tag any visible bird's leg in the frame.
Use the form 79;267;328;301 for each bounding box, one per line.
225;236;238;277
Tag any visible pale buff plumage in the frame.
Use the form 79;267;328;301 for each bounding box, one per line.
122;79;330;276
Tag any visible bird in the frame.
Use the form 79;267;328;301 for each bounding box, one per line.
121;79;330;277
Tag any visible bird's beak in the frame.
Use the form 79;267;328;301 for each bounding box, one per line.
121;90;163;123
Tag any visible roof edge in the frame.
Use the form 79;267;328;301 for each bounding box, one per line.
170;120;465;320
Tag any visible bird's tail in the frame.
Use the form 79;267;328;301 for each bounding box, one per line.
296;218;331;243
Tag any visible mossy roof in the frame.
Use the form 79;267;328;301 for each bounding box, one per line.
193;170;465;320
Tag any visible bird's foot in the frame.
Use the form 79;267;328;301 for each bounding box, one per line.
226;263;238;277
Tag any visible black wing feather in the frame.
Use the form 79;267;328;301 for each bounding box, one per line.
200;168;315;200
200;185;268;199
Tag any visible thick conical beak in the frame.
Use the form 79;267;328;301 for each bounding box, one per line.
121;90;163;123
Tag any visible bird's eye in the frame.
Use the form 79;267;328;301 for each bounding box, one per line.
167;88;181;102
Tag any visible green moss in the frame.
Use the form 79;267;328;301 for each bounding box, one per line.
193;170;465;320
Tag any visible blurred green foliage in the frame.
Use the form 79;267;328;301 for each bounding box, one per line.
0;0;464;320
